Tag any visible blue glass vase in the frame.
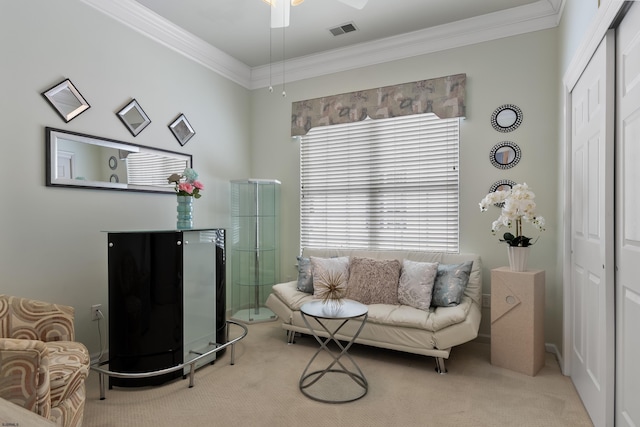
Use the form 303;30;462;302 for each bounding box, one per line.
176;195;193;230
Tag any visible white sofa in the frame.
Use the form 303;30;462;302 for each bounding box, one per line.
265;248;482;373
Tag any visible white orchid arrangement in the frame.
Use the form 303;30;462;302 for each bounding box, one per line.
479;182;545;247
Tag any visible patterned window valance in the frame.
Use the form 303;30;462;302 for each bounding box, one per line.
291;73;466;136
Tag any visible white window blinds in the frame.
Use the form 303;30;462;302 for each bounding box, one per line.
127;152;186;187
300;113;459;252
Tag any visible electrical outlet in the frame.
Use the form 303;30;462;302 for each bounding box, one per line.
91;304;102;321
482;294;491;308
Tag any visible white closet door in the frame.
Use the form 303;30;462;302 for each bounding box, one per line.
569;30;615;427
616;3;640;426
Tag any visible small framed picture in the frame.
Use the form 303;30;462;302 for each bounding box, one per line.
117;99;151;137
169;113;195;146
42;78;90;123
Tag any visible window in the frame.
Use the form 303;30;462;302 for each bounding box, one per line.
300;113;459;252
127;152;187;187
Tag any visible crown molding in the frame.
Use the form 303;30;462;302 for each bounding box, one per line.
81;0;252;88
82;0;562;91
251;0;562;89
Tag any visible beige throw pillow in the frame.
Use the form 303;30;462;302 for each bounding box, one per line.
397;259;439;310
346;257;402;305
310;256;350;299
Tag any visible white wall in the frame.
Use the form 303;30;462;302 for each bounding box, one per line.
250;29;560;344
559;0;600;73
0;1;251;355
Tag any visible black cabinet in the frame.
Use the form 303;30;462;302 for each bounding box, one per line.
107;229;225;387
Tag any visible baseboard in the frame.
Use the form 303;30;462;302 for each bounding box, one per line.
545;343;566;374
475;336;564;371
475;333;491;344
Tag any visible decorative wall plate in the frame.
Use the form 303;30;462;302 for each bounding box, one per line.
490;104;523;132
489;179;517;207
490;141;521;169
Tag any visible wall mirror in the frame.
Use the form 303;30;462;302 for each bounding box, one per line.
490;141;521;169
490;104;523;132
117;99;151;137
42;79;90;123
169;113;195;146
46;127;192;194
488;179;517;207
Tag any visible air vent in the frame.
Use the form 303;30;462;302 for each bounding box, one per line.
329;22;358;36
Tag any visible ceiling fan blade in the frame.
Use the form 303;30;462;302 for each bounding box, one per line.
336;0;368;9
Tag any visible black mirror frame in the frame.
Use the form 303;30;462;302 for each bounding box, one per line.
117;99;151;137
45;127;192;194
169;113;195;146
490;141;521;169
41;78;91;123
490;104;523;133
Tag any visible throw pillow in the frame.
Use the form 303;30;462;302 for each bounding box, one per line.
431;261;473;307
397;259;439;310
310;256;350;299
346;257;402;305
296;256;313;293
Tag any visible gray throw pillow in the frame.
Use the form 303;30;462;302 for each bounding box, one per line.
346;257;402;305
296;256;313;293
398;260;439;310
431;261;473;307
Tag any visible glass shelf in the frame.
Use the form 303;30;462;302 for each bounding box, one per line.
230;180;280;324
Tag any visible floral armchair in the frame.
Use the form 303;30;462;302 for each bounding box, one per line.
0;295;90;427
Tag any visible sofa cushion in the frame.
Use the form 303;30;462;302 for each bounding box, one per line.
346;257;402;305
271;281;315;311
296;257;313;293
270;281;473;333
310;256;350;299
431;261;473;307
398;260;439;310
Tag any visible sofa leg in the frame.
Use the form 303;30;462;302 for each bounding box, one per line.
434;357;448;374
287;330;296;344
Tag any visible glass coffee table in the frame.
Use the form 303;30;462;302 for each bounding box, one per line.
299;299;368;403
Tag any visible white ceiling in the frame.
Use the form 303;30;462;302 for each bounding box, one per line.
82;0;564;88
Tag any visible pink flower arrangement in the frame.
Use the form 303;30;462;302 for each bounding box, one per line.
168;168;204;199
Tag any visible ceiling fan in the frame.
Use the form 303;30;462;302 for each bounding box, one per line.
262;0;369;28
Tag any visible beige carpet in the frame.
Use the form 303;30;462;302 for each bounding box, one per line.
83;321;593;426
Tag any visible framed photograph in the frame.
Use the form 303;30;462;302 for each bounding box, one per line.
42;78;90;123
117;99;151;137
168;113;195;146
